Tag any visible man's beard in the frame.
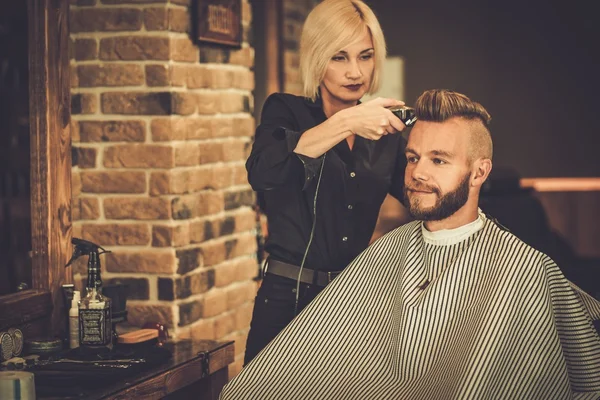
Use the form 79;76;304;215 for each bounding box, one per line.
403;173;471;221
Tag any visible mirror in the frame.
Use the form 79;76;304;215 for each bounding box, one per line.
0;0;31;296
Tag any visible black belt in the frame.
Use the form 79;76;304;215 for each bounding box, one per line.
265;259;342;287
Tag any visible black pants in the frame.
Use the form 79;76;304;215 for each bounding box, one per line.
243;272;323;365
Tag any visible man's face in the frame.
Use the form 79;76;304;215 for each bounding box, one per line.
403;118;473;221
319;30;375;105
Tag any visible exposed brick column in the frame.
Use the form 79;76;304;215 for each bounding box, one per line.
70;0;257;376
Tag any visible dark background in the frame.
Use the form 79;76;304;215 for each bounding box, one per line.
371;0;599;178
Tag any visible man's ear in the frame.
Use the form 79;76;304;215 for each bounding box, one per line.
471;158;492;188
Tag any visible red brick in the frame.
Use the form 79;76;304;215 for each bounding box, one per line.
182;117;217;140
195;92;220;115
222;139;249;162
170;38;198;62
82;223;151;246
232;164;249;186
80;198;101;220
213;312;235;338
171;191;224;218
234;209;256;232
221;92;246;114
232;117;255;137
223;330;248;358
73;147;97;168
233;69;254;91
151;118;185;142
197;142;223;164
234;301;254;332
74;39;98;60
229;233;257;259
78;64;144;87
171;92;196;115
104;144;174;168
169;65;188;87
72;172;82;197
203;288;228;318
102;92;171;115
104;197;171;219
169;8;190;32
145;64;170;87
81;171;146;193
226;281;257;309
70;8;142;33
105;250;177;274
187;318;215;340
100;36;170;61
201;240;226;267
179;299;204;326
144;7;168;31
78;121;146;142
174;144;200;167
152;223;190;247
71;120;81;142
229;47;254;67
149;171;171;195
72;93;98;114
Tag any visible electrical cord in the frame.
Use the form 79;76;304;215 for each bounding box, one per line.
294;153;327;316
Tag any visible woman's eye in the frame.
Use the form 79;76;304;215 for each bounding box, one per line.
361;54;373;60
332;56;345;61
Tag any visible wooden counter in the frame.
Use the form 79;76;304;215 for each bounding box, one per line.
36;340;234;400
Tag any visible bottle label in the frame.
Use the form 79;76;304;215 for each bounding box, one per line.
79;308;111;346
69;315;79;348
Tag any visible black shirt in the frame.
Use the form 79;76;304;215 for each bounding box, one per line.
247;93;406;272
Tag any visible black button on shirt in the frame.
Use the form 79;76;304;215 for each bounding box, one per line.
246;93;406;272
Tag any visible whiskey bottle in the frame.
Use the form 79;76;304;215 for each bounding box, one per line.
79;251;112;348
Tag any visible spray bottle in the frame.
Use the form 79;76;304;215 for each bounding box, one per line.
69;290;80;349
66;238;112;350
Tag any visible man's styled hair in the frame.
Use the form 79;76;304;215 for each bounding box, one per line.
300;0;386;101
414;89;493;161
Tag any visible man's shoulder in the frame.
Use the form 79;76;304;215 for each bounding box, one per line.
482;216;554;264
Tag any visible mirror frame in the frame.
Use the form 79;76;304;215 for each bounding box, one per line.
0;0;72;336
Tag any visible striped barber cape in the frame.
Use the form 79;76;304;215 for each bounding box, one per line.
220;218;600;400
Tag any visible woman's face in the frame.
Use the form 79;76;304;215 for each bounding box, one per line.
320;30;375;107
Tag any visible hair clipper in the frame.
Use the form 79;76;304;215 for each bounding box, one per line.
389;106;417;127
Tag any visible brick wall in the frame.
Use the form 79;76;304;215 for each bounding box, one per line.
69;0;257;377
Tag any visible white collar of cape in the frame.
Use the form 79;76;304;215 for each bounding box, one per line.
421;208;487;246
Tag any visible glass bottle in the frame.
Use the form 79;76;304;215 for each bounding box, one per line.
79;252;112;349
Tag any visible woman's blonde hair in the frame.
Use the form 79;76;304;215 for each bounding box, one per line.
300;0;386;101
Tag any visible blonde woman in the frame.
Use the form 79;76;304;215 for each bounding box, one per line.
244;0;407;365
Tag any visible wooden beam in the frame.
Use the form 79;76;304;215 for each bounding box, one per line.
28;0;72;336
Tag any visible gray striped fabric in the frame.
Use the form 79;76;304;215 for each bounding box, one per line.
220;219;600;399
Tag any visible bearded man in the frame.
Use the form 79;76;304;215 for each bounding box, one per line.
220;89;600;400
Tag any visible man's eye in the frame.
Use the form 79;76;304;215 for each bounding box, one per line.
406;156;418;163
433;158;446;165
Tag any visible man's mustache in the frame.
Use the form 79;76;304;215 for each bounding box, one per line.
405;182;440;195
